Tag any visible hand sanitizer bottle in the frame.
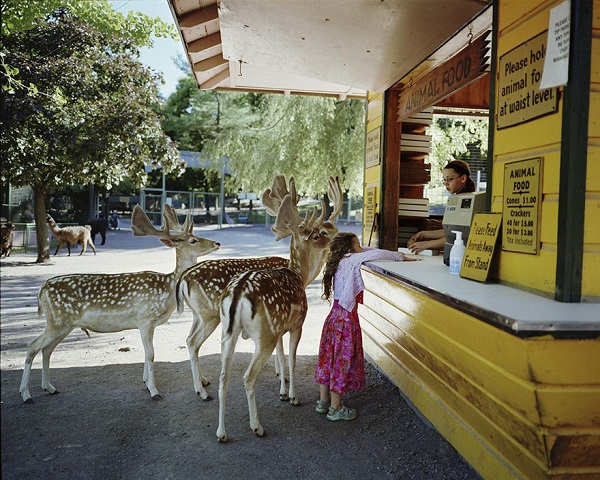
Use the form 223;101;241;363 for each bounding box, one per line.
449;231;465;275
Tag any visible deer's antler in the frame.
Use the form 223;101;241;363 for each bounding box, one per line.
267;178;302;242
132;205;191;238
326;176;343;223
262;175;299;217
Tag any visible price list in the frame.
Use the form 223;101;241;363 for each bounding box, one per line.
502;157;542;254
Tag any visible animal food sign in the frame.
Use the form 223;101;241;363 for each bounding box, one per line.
502;157;542;254
497;32;559;129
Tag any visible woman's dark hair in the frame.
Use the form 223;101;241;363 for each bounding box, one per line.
321;232;357;302
444;159;476;193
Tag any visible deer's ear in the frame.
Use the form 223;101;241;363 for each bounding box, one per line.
159;238;178;248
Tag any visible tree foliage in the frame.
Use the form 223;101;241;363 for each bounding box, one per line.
428;117;488;186
1;9;180;262
161;79;366;197
1;0;175;95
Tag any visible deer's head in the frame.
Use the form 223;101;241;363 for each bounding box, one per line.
131;204;220;264
261;176;343;284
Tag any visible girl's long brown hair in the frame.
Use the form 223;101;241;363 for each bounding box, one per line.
321;232;357;302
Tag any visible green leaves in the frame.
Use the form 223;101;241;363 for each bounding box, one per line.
161;84;366;197
1;9;178;193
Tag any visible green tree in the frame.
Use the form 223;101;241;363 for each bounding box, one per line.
1;0;175;94
161;78;366;198
1;10;180;263
205;94;366;197
428;117;488;187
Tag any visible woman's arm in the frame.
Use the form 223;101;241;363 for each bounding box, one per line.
408;236;445;254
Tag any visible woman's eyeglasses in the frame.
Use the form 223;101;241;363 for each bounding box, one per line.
444;176;459;184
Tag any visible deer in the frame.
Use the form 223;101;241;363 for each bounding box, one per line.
46;214;96;256
1;221;15;258
19;205;220;403
216;176;343;442
176;176;342;401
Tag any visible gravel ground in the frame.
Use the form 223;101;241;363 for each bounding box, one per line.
1;220;480;479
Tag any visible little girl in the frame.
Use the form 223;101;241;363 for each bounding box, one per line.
314;232;411;421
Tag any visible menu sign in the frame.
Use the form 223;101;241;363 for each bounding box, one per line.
365;127;381;168
497;32;559;129
502;158;542;254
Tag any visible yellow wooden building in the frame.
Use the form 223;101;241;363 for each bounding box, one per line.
169;1;599;478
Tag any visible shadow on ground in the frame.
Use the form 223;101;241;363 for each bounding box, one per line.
1;355;479;480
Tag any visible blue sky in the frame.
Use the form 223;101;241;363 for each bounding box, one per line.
109;0;188;97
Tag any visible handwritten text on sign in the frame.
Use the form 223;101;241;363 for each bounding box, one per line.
460;213;502;282
497;32;559;129
502;158;542;254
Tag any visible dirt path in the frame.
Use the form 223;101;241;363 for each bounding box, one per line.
1;223;479;479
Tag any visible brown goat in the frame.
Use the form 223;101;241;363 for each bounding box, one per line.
46;214;96;256
1;222;15;258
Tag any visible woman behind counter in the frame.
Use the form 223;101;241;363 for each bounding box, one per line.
408;160;476;254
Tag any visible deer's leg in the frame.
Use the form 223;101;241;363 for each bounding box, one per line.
139;327;160;400
217;331;239;443
41;330;71;394
53;240;62;256
275;338;288;400
187;313;219;399
244;339;277;437
79;239;86;255
286;328;303;406
20;328;69;403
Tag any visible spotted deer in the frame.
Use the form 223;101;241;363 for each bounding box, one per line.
19;205;220;403
216;176;342;442
177;177;342;401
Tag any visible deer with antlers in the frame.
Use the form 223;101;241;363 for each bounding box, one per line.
215;176;342;442
19;205;220;403
176;176;342;401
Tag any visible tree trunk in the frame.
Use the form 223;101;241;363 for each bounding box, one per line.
33;183;51;263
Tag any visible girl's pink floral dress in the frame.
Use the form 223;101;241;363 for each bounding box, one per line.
314;248;405;395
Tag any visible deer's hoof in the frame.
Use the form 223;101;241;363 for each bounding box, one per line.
279;394;289;402
151;393;163;401
217;435;228;443
24;398;34;404
290;397;300;406
253;427;266;437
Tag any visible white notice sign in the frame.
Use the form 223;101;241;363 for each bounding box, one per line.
540;0;570;88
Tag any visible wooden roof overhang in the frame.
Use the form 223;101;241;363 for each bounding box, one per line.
167;0;493;100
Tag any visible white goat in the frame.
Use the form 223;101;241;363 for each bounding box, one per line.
19;205;220;403
46;214;96;256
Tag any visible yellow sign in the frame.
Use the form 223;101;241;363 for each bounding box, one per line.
398;34;490;121
460;213;502;282
502;157;542;254
497;31;559;129
365;127;381;168
364;185;378;246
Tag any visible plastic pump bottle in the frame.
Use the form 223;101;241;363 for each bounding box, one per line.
449;231;465;275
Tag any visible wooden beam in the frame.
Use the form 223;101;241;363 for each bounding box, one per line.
187;32;221;53
193;54;228;72
179;4;219;29
199;68;229;90
380;90;401;251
